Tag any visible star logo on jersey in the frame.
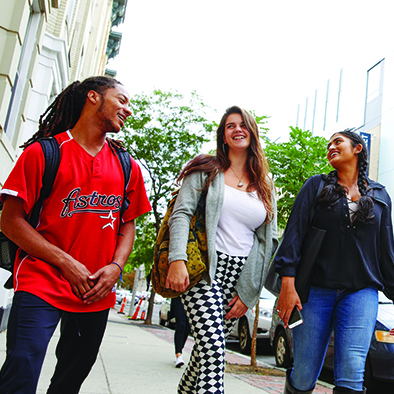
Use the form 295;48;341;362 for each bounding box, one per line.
100;210;117;230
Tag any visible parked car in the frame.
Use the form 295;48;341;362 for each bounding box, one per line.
116;289;141;305
229;287;276;354
154;293;167;304
116;289;132;304
159;299;176;328
269;292;394;389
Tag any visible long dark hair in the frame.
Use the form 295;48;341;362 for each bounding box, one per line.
22;76;124;151
319;129;374;223
178;106;274;223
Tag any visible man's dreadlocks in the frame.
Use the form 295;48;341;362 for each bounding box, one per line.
22;76;125;151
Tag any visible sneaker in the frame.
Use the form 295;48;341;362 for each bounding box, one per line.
175;355;184;368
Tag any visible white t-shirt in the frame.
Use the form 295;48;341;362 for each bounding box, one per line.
215;185;267;256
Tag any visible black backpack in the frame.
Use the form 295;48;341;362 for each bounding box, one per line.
0;137;131;289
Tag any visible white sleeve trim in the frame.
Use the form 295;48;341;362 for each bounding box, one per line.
0;189;19;197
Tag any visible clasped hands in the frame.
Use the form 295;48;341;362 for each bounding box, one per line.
63;260;120;304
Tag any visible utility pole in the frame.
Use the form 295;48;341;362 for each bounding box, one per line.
128;268;141;317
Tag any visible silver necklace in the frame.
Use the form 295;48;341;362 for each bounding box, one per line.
230;167;245;188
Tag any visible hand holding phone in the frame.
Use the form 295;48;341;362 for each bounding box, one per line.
288;306;304;329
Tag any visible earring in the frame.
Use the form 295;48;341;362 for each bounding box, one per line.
222;143;227;153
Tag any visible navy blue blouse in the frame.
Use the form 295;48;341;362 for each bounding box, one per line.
274;174;394;300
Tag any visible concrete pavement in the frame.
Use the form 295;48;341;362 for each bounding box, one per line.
0;308;333;393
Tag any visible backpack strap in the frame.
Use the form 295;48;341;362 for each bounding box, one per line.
3;137;61;289
29;137;61;228
114;147;132;233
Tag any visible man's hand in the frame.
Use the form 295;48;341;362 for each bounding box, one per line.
82;220;136;304
83;264;120;304
59;259;94;300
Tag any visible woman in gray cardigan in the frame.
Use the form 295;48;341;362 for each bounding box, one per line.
166;106;278;394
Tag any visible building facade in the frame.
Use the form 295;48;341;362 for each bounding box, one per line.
295;50;394;196
0;0;127;331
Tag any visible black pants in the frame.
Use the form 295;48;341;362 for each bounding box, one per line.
0;291;109;394
171;296;191;354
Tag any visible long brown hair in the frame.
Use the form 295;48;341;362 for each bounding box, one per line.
178;106;274;222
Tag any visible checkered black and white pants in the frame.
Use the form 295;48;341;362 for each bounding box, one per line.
178;252;247;394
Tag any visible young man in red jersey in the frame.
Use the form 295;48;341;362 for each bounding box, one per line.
0;76;151;394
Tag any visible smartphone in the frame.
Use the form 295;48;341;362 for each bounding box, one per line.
288;306;304;329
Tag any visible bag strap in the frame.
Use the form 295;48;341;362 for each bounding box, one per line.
308;176;325;228
29;137;61;228
278;176;325;239
113;147;132;233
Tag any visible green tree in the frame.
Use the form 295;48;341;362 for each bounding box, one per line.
124;213;156;274
122;90;214;234
264;126;332;230
119;90;215;324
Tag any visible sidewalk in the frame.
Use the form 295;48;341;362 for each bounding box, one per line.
0;308;333;393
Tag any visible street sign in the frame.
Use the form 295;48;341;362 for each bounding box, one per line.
360;132;371;155
360;132;371;176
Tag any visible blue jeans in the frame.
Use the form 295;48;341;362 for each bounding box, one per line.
289;286;378;391
0;291;109;394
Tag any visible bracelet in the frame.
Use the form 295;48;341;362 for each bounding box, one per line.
111;262;123;282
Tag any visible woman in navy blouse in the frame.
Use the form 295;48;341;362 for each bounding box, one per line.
275;129;394;394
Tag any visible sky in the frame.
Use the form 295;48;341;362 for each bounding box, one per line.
108;0;394;143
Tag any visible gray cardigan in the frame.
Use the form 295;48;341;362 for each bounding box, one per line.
168;171;278;309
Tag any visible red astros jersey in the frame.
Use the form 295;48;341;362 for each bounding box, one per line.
0;131;151;312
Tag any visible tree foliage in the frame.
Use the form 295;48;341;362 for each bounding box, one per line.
264;126;331;230
118;90;215;324
121;89;214;239
124;213;156;274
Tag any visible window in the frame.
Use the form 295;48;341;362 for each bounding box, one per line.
366;60;383;103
